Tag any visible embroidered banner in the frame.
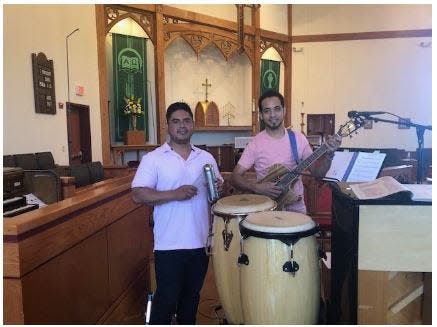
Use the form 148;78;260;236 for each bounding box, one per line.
112;33;148;141
259;59;280;130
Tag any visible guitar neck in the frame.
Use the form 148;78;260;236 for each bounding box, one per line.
295;143;330;173
278;140;333;187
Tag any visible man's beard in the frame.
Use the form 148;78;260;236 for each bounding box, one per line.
264;119;283;130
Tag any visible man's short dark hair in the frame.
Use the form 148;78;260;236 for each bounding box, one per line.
166;102;193;122
258;90;285;111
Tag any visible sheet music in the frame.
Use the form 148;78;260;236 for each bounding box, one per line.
346;152;386;182
325;151;355;181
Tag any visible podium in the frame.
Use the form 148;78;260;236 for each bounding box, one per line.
329;182;431;324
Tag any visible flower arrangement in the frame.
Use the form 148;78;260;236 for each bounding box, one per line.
123;95;143;130
123;96;143;116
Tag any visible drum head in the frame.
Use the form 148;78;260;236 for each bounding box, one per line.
213;194;276;215
242;211;316;233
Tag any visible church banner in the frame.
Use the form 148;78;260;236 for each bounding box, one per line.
260;59;280;129
112;33;148;142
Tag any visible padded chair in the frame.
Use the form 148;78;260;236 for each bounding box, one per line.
28;170;62;204
70;164;92;187
35;152;56;169
13;153;39;170
3;155;16;167
88;161;105;183
12;153;63;204
35;151;69;176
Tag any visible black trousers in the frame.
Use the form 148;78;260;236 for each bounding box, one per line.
150;248;209;325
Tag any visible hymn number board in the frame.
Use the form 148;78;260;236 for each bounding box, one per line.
32;52;56;114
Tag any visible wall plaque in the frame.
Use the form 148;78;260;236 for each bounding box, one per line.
32;52;56;114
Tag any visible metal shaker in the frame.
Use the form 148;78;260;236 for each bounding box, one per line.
203;163;220;203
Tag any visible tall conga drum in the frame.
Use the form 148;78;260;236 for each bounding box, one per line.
212;194;276;324
239;211;320;324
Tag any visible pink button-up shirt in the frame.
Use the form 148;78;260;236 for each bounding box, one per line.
237;129;313;213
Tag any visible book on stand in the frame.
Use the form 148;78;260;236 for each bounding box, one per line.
349;176;432;201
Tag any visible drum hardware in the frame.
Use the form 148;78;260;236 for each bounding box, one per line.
282;247;300;276
205;208;215;256
237;233;249;265
222;218;233;251
237;219;249;265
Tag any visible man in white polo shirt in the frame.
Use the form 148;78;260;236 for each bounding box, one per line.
132;102;222;324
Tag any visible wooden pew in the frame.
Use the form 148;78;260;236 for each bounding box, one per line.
4;174;153;324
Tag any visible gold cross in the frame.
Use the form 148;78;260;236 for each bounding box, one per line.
202;78;212;101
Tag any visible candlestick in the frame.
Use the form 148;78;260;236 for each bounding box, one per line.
300;112;305;134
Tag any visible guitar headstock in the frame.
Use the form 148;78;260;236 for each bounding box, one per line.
337;117;365;137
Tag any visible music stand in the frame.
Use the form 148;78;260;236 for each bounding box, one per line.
358;114;431;184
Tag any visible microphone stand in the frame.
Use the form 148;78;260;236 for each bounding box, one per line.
359;115;432;184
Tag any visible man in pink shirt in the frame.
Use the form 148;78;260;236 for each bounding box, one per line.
231;90;341;213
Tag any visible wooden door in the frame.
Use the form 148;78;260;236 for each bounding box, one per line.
66;102;92;165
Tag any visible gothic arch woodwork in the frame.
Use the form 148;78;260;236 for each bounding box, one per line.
96;4;291;164
259;38;287;65
163;21;254;64
104;5;156;45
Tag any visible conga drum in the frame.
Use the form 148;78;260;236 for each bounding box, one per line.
212;194;276;324
239;211;320;324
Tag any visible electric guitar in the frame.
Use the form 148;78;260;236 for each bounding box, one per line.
259;118;364;209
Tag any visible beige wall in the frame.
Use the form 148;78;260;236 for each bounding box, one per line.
260;4;288;35
291;4;432;150
3;4;101;165
292;4;431;35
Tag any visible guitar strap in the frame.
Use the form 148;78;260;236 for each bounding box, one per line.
287;130;300;165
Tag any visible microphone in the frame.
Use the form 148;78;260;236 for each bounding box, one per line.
348;110;385;118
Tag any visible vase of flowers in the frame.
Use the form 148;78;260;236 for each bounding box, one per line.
123;95;143;130
123;95;146;145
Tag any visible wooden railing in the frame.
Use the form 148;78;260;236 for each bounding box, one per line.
4;174;153;324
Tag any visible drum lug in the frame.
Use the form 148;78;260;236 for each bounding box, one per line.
238;253;249;265
222;229;233;251
282;261;299;275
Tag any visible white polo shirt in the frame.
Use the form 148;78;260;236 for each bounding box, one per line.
132;143;222;251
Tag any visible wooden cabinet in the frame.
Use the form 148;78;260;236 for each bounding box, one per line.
197;145;237;172
307;114;335;136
